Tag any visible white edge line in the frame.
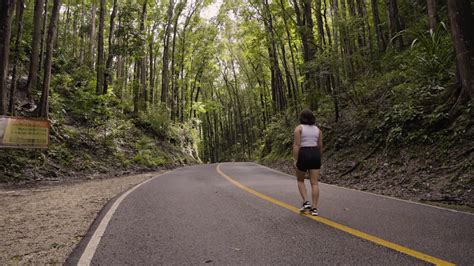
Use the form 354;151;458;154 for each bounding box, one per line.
77;171;169;266
251;162;474;216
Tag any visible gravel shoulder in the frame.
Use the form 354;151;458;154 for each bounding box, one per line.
0;172;159;264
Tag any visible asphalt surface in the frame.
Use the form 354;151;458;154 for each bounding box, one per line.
67;163;474;265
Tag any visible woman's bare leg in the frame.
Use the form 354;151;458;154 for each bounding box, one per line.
309;169;320;208
296;169;308;202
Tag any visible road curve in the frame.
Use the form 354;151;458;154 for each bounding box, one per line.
67;163;474;265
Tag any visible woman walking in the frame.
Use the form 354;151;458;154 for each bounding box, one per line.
293;109;323;216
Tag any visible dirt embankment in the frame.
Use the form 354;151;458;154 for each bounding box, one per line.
0;172;158;264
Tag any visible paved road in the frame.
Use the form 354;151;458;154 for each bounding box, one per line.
67;163;474;265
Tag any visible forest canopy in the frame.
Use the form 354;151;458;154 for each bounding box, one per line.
0;0;473;165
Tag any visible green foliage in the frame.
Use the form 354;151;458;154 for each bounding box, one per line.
407;25;455;86
132;136;169;167
63;82;115;128
381;103;424;144
259;110;297;160
137;105;171;138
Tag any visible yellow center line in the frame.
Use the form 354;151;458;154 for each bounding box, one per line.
216;163;455;266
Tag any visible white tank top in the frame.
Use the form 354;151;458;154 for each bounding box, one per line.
300;125;320;147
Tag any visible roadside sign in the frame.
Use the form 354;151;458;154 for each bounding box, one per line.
0;116;49;149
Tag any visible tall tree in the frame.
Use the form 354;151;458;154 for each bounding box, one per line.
161;0;175;104
292;0;317;105
371;0;386;51
104;0;118;94
447;0;474;103
0;0;15;115
38;0;49;74
278;0;300;100
90;0;97;64
315;0;326;46
96;0;105;95
139;0;148;106
79;0;86;64
171;1;185;120
9;0;26;115
39;0;61;118
262;0;286;112
386;0;403;49
427;0;439;32
26;0;45;100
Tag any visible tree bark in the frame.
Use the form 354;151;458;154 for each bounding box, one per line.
38;0;48;74
38;0;61;118
315;0;326;46
161;0;175;105
279;0;300;102
96;0;105;95
104;0;118;95
292;0;317;104
79;0;85;64
9;0;26;115
371;0;386;51
178;3;200;122
26;0;45;101
138;0;148;107
427;0;439;32
447;0;474;102
386;0;403;49
90;0;96;65
170;1;185;120
263;0;286;112
0;0;15;115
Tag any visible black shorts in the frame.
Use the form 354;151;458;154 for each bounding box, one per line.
296;147;321;171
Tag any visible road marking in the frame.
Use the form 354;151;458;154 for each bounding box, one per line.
77;171;169;266
255;162;474;216
216;163;455;266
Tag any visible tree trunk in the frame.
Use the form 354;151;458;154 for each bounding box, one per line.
178;2;200;122
90;0;96;65
315;0;326;46
63;0;71;48
161;0;175;105
360;0;374;54
170;2;185;120
371;0;386;51
355;0;368;51
138;0;148;108
149;24;156;106
79;0;85;64
9;0;26;115
96;0;105;95
447;0;474;102
38;0;61;118
0;0;15;115
104;0;118;95
279;0;300;102
427;0;439;32
26;0;45;100
323;0;332;47
38;0;48;75
301;0;318;109
263;0;285;112
386;0;403;49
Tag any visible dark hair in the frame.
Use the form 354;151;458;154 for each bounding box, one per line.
299;109;316;125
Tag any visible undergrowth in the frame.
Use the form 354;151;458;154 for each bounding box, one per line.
0;67;200;184
259;25;472;161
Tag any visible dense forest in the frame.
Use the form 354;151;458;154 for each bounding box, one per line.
0;1;473;207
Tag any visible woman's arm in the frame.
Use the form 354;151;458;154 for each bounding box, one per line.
318;130;323;154
293;126;302;161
